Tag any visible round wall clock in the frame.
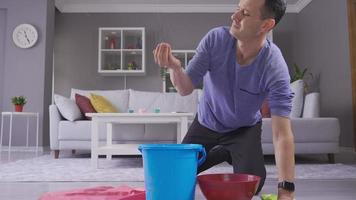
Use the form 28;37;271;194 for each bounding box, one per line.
12;24;38;49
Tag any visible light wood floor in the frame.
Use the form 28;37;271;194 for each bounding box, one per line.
0;149;355;200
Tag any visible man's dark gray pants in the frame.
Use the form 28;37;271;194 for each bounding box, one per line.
182;116;266;194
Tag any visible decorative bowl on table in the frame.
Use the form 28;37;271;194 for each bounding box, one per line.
197;173;261;200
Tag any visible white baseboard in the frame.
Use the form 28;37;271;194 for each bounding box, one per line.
0;146;48;152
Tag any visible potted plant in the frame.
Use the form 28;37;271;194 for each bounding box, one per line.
11;95;27;112
160;68;168;80
127;61;138;70
291;63;313;93
127;62;134;70
291;63;308;83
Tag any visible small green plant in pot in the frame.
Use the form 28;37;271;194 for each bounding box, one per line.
291;63;308;83
160;68;168;80
291;63;313;94
11;96;27;112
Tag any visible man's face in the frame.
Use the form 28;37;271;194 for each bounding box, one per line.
230;0;266;40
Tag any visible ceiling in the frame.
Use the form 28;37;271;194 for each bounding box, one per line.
55;0;312;13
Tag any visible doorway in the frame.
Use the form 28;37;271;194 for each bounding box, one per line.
348;0;356;151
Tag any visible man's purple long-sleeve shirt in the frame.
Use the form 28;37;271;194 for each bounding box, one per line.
185;26;294;133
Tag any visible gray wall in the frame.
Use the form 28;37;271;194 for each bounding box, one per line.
296;0;353;147
54;12;296;94
0;9;6;116
0;0;54;147
54;13;232;96
274;14;298;69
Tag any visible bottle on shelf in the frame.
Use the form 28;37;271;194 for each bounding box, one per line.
109;36;116;49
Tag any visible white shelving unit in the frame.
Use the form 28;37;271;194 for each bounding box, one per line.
98;27;145;76
162;50;196;93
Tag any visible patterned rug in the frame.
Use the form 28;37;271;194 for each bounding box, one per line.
0;155;355;182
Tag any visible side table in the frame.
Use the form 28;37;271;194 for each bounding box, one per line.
0;112;39;159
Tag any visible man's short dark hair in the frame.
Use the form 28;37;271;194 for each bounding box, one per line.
260;0;286;26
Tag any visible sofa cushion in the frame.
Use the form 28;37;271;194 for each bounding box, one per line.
70;89;129;113
302;92;320;118
128;89;199;113
90;93;118;113
75;94;96;119
290;80;304;117
261;118;340;143
54;94;83;121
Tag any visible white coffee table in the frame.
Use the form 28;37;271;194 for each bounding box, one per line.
86;112;194;168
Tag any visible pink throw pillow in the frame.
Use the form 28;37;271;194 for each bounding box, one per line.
75;93;96;119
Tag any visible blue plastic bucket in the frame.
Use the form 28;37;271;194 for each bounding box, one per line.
138;144;206;200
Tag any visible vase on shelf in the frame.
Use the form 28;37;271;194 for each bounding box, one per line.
109;36;116;49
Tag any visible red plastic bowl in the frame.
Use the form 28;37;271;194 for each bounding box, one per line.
197;173;261;200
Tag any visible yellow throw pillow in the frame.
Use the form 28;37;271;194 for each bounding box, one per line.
89;93;118;113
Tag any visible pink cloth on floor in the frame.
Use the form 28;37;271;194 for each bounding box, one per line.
39;186;145;200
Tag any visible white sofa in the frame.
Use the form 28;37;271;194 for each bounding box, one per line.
49;88;340;162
